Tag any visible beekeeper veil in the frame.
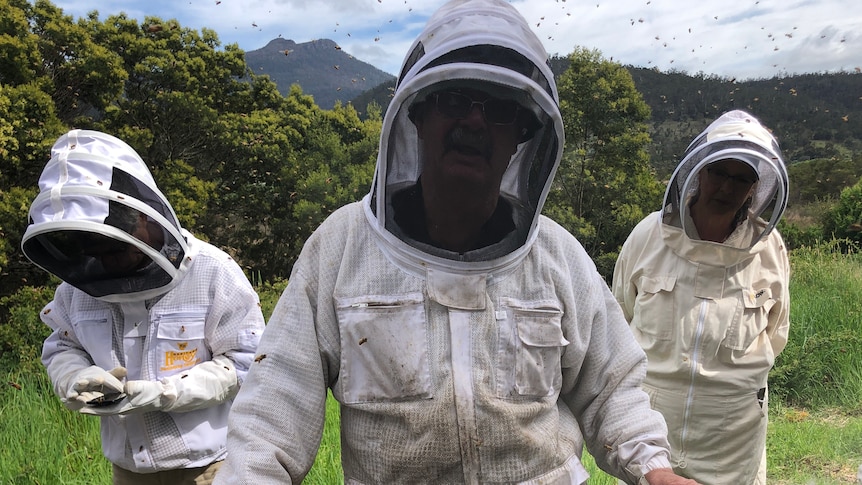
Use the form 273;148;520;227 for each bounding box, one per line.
22;130;194;302
364;0;564;266
662;110;789;249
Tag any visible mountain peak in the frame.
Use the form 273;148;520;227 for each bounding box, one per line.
263;38;298;50
244;38;395;111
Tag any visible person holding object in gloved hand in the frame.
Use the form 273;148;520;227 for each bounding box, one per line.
21;130;265;485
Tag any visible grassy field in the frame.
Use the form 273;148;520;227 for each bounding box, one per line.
1;243;860;483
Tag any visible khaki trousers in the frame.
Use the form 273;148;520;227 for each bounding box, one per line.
112;460;222;485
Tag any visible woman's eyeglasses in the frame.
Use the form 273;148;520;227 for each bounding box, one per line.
705;166;758;189
431;91;522;125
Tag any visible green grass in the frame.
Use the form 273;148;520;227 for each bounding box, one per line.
0;371;109;484
767;404;862;484
771;242;862;409
6;369;858;484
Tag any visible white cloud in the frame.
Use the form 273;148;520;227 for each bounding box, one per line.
51;0;862;79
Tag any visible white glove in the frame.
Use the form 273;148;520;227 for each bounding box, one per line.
80;356;237;416
79;379;173;416
58;366;127;411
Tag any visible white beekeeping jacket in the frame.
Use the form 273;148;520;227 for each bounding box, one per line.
218;1;677;484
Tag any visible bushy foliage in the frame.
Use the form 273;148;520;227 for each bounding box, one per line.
786;154;862;207
0;0;379;295
550;48;663;281
0;284;55;374
821;178;862;246
776;219;825;250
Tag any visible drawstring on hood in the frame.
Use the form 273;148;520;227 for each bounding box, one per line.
21;130;195;302
365;0;564;271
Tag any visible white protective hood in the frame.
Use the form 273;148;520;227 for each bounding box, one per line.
363;0;564;275
21;130;195;302
662;109;789;249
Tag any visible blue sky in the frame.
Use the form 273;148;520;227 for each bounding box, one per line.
52;0;862;81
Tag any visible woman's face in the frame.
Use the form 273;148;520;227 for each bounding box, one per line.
695;159;758;220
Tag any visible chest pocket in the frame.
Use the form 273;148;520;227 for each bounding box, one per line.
497;300;568;398
71;310;113;368
722;287;775;352
632;275;676;341
154;308;210;379
336;293;432;404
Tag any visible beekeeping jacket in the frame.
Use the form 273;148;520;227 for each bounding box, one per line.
218;1;676;484
612;110;791;484
21;130;264;473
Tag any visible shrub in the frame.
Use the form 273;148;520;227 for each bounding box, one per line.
0;285;56;374
777;219;825;250
822;178;862;246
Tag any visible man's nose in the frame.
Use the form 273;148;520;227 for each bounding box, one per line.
461;103;486;125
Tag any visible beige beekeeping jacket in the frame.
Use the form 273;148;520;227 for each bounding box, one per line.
612;110;791;484
613;212;789;483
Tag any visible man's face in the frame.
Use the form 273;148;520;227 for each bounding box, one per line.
414;88;523;194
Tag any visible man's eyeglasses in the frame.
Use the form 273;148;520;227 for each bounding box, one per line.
431;91;522;125
705;166;758;189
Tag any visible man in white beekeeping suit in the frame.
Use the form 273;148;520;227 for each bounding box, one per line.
216;1;699;484
21;130;265;485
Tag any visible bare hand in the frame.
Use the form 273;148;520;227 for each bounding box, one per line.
644;468;701;485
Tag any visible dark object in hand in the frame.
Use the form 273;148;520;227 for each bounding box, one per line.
87;393;126;407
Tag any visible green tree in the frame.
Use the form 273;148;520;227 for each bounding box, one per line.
75;10;277;249
548;47;662;279
0;0;69;295
205;86;378;281
822;178;862;246
0;0;41;87
30;0;127;124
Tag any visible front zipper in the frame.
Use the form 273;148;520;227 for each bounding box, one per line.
679;298;709;469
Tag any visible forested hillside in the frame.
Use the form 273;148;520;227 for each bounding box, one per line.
350;60;862;179
628;68;862;177
0;0;382;296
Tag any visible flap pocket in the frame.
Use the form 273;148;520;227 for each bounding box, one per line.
501;301;568;397
639;275;676;294
631;275;677;341
723;288;775;351
156;309;208;340
514;308;569;347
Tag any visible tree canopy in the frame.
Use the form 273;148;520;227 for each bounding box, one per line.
546;47;663;278
0;0;379;294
